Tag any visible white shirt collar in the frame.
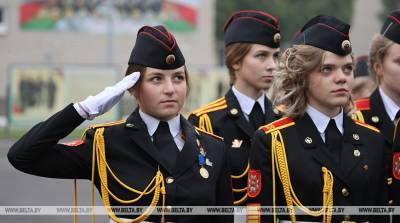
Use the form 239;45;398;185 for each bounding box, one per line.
306;104;344;135
138;109;181;138
231;86;265;115
379;87;400;121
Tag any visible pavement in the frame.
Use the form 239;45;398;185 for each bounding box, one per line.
0;139;109;223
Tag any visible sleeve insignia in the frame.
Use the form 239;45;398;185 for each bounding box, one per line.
393;152;400;180
62;139;84;147
247;169;261;198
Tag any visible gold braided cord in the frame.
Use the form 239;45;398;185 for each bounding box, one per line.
91;128;166;223
231;162;249;179
199;114;214;134
351;111;365;123
270;130;333;223
272;131;277;223
231;163;250;204
95;139;159;196
95;145;159;204
232;186;247;193
234;194;248;205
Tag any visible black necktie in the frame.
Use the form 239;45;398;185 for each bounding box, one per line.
153;121;179;170
249;102;264;130
395;110;400;126
325;119;343;163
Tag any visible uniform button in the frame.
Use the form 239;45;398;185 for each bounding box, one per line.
343;214;351;221
166;177;174;184
363;164;368;171
389;200;394;205
341;188;349;197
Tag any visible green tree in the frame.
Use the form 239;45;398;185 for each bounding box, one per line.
380;0;400;20
215;0;354;63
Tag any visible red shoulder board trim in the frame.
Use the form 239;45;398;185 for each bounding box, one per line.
247;169;261;198
355;98;370;111
259;116;294;133
62;139;84;147
393;152;400;180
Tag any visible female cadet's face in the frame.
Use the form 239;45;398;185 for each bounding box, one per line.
377;43;400;95
307;51;354;115
135;66;187;121
233;44;280;91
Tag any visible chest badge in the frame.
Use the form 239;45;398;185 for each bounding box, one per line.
199;167;209;179
197;138;210;179
232;139;243;148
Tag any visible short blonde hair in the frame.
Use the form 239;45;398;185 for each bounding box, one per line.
369;34;395;84
270;45;354;118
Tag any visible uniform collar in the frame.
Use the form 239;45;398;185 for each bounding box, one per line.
138;109;181;138
379;87;400;121
231;86;265;115
306;104;343;135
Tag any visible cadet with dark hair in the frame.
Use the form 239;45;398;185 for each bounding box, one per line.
247;15;388;223
8;25;233;223
189;10;281;206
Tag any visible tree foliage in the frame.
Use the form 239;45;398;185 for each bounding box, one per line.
215;0;354;45
380;0;400;20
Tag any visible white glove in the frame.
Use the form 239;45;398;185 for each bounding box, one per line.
73;72;140;120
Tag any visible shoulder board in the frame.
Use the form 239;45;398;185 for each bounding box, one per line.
355;98;370;111
90;119;126;129
354;120;380;133
259;116;295;134
195;127;224;141
191;97;227;116
82;119;126;138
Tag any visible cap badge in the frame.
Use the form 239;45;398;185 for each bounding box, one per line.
273;33;281;44
166;54;175;65
341;40;351;52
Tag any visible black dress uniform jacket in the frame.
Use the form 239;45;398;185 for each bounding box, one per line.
188;88;277;205
8;104;234;223
353;89;398;208
248;114;388;223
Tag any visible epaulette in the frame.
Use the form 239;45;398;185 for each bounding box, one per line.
259;116;295;134
191;97;227;117
90;119;126;129
195;127;224;141
354;120;380;133
82;119;126;137
354;98;370;111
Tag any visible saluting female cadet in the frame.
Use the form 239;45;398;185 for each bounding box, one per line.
353;10;400;216
188;10;281;206
8;25;233;223
247;15;388;223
